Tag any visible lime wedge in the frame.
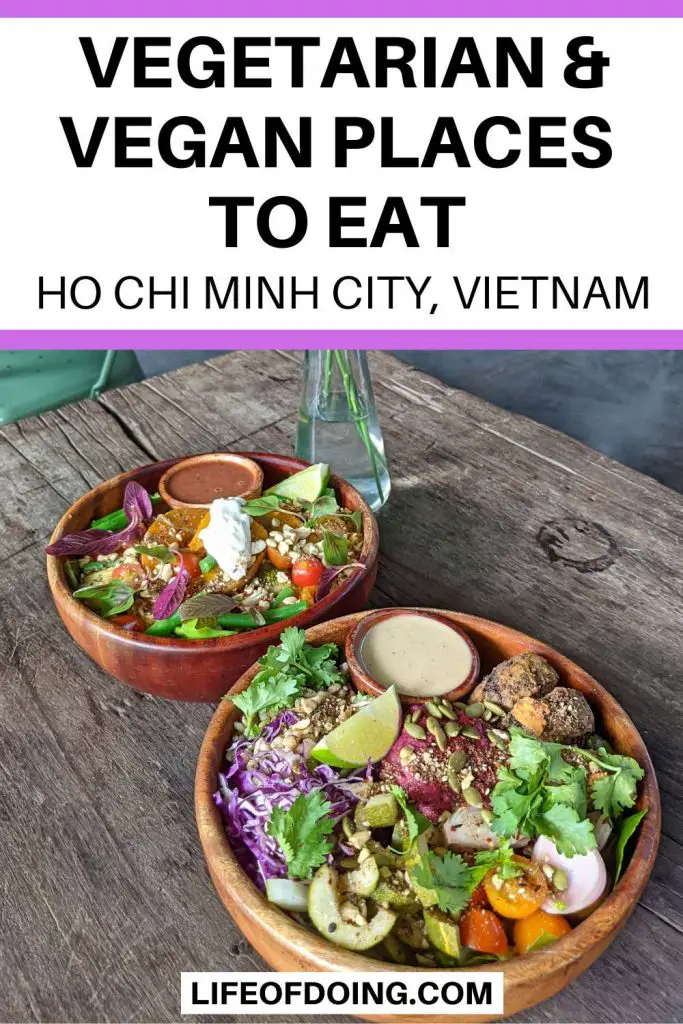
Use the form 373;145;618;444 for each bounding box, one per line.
266;463;329;503
311;686;401;769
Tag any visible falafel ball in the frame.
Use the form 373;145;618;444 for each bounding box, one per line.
507;686;595;744
471;652;559;711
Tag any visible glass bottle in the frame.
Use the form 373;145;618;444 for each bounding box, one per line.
296;351;391;512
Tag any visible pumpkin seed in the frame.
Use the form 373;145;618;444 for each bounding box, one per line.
447;770;461;794
435;729;448;752
410;709;422;723
399;746;416;764
487;731;508;751
490;727;510;741
445;722;461;738
448;750;467;772
425;716;440;736
481;808;494;824
440;705;456;721
483;709;493;722
461;725;481;740
454;701;468;710
425;701;443;719
440;698;453;709
553;868;569;892
405;721;426;741
462;786;483;808
465;702;484;718
483;700;506;717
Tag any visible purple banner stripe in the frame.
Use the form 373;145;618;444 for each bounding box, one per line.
1;3;681;15
1;331;682;349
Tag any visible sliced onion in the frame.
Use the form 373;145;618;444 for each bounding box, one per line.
532;836;607;915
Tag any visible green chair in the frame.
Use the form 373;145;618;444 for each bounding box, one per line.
0;350;143;424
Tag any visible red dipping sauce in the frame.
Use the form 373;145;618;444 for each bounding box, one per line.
159;454;264;508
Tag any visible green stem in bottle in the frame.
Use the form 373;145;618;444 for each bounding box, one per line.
332;351;385;503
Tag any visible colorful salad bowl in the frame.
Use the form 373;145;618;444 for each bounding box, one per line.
195;610;660;1022
46;454;379;701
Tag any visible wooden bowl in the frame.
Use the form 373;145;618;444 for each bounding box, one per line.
345;607;480;705
195;609;660;1023
46;454;379;702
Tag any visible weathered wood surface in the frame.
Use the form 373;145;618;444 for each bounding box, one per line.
0;350;681;1024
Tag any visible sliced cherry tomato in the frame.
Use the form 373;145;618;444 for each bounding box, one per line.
484;855;549;920
513;909;571;955
175;549;202;580
460;908;509;956
112;563;145;589
267;546;292;571
469;883;489;909
109;613;146;632
291;557;324;588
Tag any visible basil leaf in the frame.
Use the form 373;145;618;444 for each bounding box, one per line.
305;494;339;523
73;581;134;617
134;544;177;563
243;495;288;518
613;808;648;886
322;530;348;566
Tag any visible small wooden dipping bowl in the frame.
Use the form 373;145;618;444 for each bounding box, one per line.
195;610;661;1023
345;607;481;705
159;452;264;509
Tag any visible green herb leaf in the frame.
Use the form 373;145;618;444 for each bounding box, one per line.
178;591;240;623
409;851;471;914
243;495;291;518
267;791;334;880
390;785;431;848
613;808;648;886
468;840;522;889
72;581;134;617
80;560;109;576
322;531;349;566
587;749;644;820
526;932;562;953
540;802;597;857
133;544;177;563
174;618;235;639
304;494;340;523
231;674;301;738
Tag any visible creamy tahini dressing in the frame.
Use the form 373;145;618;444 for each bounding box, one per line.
199;498;251;580
359;615;473;697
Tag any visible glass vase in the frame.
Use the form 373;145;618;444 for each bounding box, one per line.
296;351;391;512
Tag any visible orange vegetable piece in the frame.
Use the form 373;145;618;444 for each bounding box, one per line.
460;908;509;956
267;546;292;571
298;584;317;607
144;507;206;548
513;909;571;955
188;511;211;553
484;856;549;920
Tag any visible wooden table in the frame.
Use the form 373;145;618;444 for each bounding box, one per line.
1;351;681;1024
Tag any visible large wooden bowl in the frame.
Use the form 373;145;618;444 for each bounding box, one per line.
195;610;660;1022
46;454;379;702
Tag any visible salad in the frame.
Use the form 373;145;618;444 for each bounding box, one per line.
215;631;647;965
46;464;365;638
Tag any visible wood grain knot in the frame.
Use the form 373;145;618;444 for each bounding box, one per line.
537;518;620;574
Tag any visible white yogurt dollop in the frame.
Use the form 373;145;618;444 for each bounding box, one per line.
198;498;251;580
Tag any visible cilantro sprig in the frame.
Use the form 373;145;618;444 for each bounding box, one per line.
230;627;345;737
410;851;472;914
268;791;334;880
390;785;431;850
490;730;643;857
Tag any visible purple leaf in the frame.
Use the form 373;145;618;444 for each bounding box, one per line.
316;562;365;601
123;480;153;523
46;507;145;558
152;568;190;620
46;529;115;557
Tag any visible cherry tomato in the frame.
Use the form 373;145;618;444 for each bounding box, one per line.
112;563;145;589
469;883;489;909
175;549;202;580
291;557;324;588
513;909;571;955
460;908;509;956
484;855;549;920
267;546;292;571
109;613;146;632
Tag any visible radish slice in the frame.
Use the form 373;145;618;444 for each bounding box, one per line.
532;836;607;915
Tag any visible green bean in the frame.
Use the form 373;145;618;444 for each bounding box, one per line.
81;560;109;575
91;492;162;532
199;554;218;574
64;560;80;590
263;601;308;623
270;585;295;608
216;601;308;631
144;610;182;636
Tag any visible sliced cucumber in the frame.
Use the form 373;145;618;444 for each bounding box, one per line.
266;878;309;913
424;908;462;958
341;856;379;897
308;865;395;951
355;793;400;830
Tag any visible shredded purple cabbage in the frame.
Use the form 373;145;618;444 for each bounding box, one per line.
214;709;372;888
